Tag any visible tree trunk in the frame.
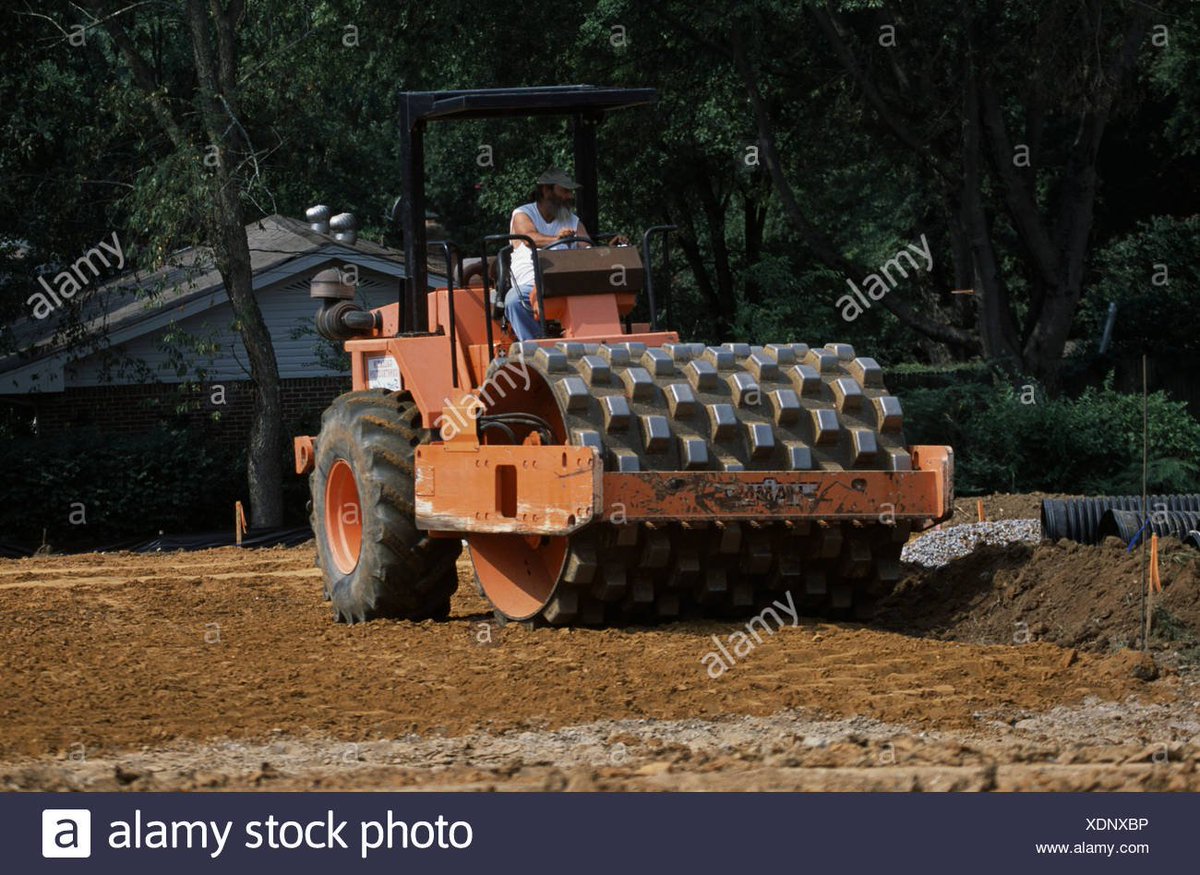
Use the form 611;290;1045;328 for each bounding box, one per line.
671;191;732;335
215;190;284;529
694;176;737;320
742;172;769;305
961;56;1022;369
185;0;284;528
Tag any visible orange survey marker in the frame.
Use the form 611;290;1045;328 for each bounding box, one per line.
977;499;985;522
1149;533;1163;593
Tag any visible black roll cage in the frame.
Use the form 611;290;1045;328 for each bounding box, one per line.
396;85;657;334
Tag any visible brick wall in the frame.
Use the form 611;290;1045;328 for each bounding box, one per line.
22;377;351;447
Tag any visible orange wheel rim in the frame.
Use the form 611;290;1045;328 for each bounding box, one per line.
325;459;362;575
468;533;568;620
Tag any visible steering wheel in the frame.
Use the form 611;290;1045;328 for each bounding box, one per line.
543;234;596;250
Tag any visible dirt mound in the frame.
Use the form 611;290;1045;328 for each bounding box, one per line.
949;492;1073;527
877;537;1200;661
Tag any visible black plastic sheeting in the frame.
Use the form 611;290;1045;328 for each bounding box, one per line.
1098;509;1200;546
0;526;313;559
1040;494;1200;545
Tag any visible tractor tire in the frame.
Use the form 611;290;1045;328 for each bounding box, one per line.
310;390;461;623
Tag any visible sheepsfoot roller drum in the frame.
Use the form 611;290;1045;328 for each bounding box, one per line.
415;341;953;625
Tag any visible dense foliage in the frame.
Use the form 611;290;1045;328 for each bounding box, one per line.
4;1;1196;363
0;429;242;546
1;1;1197;542
1077;216;1200;358
905;379;1200;496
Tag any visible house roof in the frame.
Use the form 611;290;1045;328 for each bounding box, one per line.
0;215;438;393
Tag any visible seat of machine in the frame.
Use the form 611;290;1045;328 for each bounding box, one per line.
455;256;497;287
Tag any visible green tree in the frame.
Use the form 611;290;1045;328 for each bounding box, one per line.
654;0;1176;384
74;0;286;527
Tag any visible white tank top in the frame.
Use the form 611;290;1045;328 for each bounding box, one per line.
509;202;579;288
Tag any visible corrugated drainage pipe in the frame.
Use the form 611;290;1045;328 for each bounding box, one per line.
1041;495;1200;544
1097;508;1200;545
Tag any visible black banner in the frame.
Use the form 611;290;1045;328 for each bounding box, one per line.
8;792;1187;872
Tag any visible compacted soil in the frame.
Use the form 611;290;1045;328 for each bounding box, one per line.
1;510;1197;791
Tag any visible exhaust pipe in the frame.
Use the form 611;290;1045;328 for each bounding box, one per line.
310;268;377;340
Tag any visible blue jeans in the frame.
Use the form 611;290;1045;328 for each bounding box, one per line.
504;279;544;341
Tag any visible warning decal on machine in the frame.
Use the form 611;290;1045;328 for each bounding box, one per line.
366;355;402;391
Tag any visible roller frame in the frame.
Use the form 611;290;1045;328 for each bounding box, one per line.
413;443;952;534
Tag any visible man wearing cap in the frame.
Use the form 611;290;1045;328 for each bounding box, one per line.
505;167;625;341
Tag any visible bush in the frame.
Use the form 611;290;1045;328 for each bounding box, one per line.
0;428;244;549
1077;215;1200;357
902;378;1200;495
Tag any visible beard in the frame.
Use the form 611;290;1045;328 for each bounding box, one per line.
545;190;574;223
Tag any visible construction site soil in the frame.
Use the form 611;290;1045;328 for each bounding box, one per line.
1;494;1197;792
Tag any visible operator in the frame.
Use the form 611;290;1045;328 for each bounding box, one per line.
505;166;626;341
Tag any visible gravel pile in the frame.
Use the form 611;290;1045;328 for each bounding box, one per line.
901;519;1042;568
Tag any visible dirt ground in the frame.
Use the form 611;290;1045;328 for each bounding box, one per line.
1;498;1198;792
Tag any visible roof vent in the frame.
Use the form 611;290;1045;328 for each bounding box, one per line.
330;213;358;246
306;204;332;234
